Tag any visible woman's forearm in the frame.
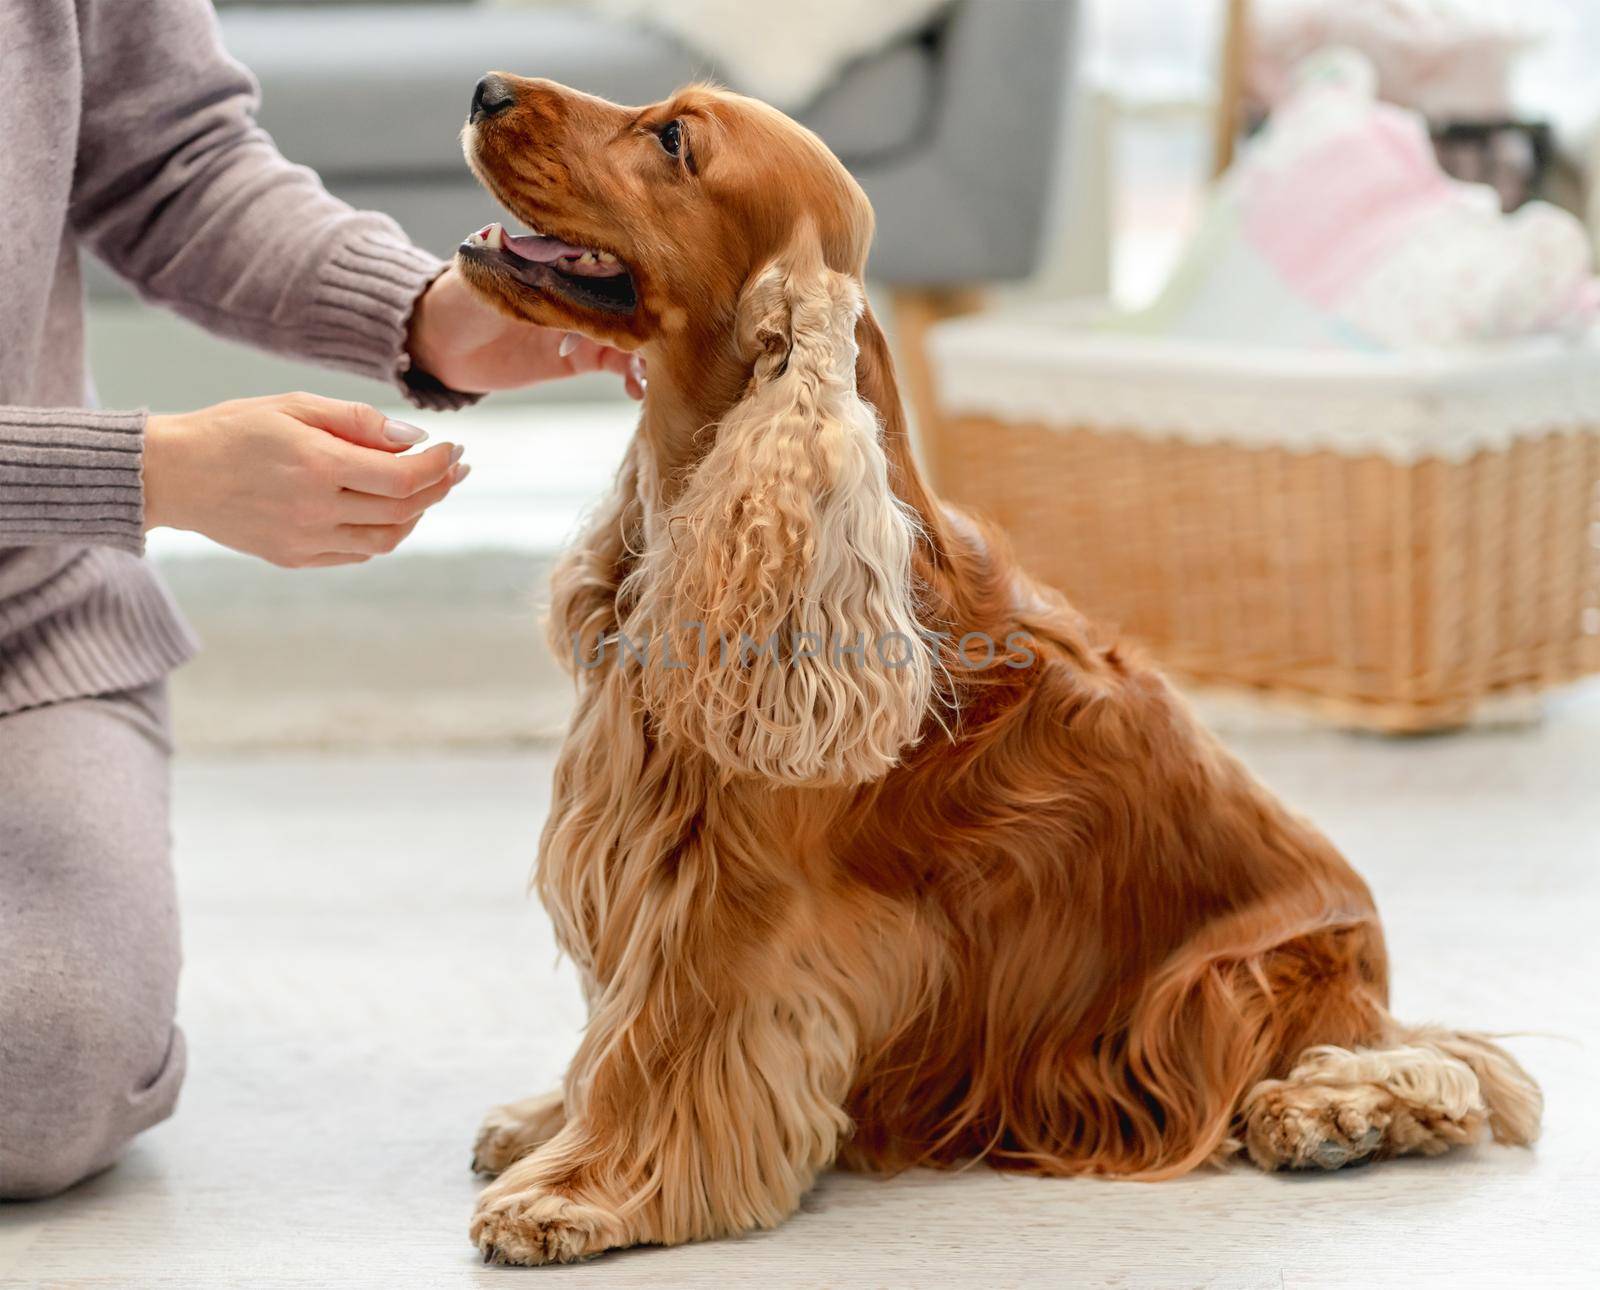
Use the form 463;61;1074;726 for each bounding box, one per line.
68;0;462;405
0;407;147;553
1;393;467;567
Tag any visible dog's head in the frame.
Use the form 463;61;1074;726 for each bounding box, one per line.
460;77;934;789
457;75;872;352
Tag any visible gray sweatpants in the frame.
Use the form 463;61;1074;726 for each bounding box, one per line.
0;683;185;1199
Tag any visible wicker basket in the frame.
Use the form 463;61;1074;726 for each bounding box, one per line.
927;306;1600;731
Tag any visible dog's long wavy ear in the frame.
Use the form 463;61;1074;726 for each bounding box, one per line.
633;232;934;786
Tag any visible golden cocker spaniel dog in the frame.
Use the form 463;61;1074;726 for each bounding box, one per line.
453;74;1542;1265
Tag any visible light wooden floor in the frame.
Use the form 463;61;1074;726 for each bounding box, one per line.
3;700;1597;1288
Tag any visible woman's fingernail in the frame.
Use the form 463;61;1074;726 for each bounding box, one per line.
451;462;472;485
449;444;465;465
383;418;428;445
558;332;581;359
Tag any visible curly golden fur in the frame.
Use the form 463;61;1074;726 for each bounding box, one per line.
455;77;1542;1266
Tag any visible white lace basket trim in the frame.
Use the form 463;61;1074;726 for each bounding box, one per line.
928;304;1600;464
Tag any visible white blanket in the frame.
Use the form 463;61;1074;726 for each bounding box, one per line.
593;0;953;109
1130;51;1598;353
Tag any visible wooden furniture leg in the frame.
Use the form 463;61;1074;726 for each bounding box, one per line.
891;287;984;492
1213;0;1253;178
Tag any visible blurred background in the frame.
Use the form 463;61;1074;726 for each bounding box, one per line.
98;0;1600;747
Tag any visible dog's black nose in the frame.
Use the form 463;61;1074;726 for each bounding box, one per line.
470;75;517;124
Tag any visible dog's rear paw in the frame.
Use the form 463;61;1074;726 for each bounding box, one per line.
471;1091;566;1177
1242;1042;1489;1171
1244;1080;1393;1169
472;1188;620;1265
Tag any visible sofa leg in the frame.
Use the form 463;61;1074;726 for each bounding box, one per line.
891;287;984;492
1213;0;1253;177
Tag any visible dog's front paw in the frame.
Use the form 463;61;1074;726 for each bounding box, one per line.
472;1187;621;1266
471;1091;566;1176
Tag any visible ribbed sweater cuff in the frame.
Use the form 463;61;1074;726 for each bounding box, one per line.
0;407;147;554
301;230;481;412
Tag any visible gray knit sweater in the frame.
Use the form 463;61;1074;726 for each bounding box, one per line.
0;0;468;715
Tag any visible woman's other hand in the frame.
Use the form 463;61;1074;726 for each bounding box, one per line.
143;393;468;568
406;265;645;398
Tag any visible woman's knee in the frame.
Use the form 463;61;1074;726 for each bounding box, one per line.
0;973;187;1199
0;688;182;1198
0;815;185;1200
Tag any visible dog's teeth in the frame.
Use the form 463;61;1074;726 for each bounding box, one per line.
484;224;504;251
577;251;597;266
597;251;618;264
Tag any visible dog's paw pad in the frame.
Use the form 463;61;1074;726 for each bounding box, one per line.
1311;1126;1382;1169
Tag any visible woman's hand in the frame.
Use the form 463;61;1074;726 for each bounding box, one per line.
144;393;468;568
406;265;646;398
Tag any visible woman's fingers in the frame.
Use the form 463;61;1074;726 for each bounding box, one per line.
337;462;468;525
330;439;462;498
281;392;428;452
596;344;641;379
561;334;645;398
330;515;424;557
624;354;647;400
319;437;469;555
283;395;471;554
599;346;645;399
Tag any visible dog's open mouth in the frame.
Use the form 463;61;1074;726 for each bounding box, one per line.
458;222;638;315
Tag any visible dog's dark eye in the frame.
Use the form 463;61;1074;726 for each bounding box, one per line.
658;119;684;158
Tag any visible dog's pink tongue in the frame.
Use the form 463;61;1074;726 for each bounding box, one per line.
502;231;587;263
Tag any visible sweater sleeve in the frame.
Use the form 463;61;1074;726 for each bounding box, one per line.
67;0;473;410
0;408;146;554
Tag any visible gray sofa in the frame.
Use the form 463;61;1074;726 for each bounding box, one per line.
87;1;1074;409
95;0;1074;291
